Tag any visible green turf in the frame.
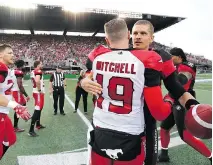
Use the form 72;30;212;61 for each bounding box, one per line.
1;81;88;165
196;73;212;79
159;140;212;165
1;75;212;165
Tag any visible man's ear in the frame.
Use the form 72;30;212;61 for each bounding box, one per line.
105;37;110;47
0;52;3;58
128;31;130;40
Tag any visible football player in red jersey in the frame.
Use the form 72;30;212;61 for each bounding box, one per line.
0;44;31;160
81;18;174;165
28;60;45;137
82;20;208;165
158;47;212;162
11;60;30;132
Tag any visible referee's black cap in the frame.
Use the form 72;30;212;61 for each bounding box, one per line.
56;66;63;69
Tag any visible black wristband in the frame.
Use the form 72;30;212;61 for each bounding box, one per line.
185;99;200;110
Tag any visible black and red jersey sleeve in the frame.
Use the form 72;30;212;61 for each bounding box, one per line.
153;49;176;78
131;50;171;121
0;62;8;83
178;62;196;78
143;52;163;87
15;69;24;78
131;50;163;87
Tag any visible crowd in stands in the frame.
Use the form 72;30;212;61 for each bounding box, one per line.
0;34;211;69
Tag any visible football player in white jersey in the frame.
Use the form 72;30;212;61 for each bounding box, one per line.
11;60;30;132
28;60;45;137
0;44;31;160
82;20;207;165
81;19;173;165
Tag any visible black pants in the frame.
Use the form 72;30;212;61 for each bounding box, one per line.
75;86;88;112
160;90;196;138
144;102;158;165
160;102;186;139
53;86;65;113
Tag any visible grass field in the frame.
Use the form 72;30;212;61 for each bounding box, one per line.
1;73;212;165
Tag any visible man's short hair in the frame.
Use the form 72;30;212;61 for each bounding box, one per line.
134;20;154;34
15;60;25;68
104;18;128;42
34;60;41;68
0;44;12;53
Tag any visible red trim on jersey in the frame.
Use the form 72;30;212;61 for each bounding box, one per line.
178;63;196;91
15;69;24;77
162;59;176;78
88;45;112;62
0;62;8;83
178;64;196;77
0;75;5;83
34;69;42;75
144;86;171;121
131;50;163;72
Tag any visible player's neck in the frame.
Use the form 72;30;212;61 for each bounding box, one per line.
0;59;8;66
109;41;129;49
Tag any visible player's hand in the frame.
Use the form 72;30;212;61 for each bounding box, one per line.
26;96;30;102
49;88;53;94
164;94;174;105
14;105;31;121
81;78;102;95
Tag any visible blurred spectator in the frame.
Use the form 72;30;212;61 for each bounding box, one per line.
0;34;211;68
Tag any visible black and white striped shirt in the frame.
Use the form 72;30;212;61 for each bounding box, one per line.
50;72;65;87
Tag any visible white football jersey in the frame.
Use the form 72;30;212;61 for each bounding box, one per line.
92;50;147;135
10;69;18;92
31;69;45;93
0;69;15;114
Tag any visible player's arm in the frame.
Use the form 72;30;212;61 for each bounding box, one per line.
16;77;28;97
0;71;31;120
63;73;67;87
49;74;54;93
143;53;172;121
155;49;199;109
0;68;11;107
80;58;102;95
177;72;192;85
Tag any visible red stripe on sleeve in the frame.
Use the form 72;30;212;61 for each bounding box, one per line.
144;86;171;121
162;59;176;78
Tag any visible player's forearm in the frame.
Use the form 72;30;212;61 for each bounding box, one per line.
178;92;198;109
49;82;53;89
17;80;28;97
0;94;9;107
63;79;67;86
163;72;186;100
19;85;28;97
144;86;171;121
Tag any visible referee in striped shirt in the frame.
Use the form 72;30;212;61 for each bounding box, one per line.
49;66;66;115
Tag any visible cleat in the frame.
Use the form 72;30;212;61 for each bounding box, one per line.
28;131;38;137
14;127;25;132
158;149;170;162
36;125;46;130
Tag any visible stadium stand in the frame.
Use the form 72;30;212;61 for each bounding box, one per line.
0;34;211;73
